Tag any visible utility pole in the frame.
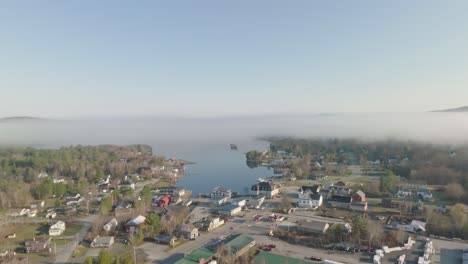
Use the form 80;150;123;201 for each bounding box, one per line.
133;246;137;264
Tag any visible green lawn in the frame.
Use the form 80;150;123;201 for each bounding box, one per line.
63;223;84;236
0;223;49;245
72;245;88;258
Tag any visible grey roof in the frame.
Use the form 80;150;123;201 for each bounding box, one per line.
310;193;322;200
93;236;114;244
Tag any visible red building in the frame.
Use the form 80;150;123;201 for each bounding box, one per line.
351;190;366;202
158;195;171;207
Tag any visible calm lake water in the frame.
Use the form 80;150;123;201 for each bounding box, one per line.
2;113;468;194
164;140;271;195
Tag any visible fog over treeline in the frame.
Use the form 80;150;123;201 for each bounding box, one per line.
1;113;468;152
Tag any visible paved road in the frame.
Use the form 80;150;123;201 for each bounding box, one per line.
53;214;99;264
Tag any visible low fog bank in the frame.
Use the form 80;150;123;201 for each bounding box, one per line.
1;113;468;152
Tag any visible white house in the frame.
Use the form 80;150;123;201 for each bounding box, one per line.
103;218;118;232
53;178;66;184
46;210;57;219
231;198;247;207
210;196;228;207
204;217;225;231
211;186;232;198
91;236;115;248
396;220;426;233
49;221;66;236
298;193;323;208
27;209;38;217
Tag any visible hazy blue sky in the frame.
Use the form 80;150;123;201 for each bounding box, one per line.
1;1;468;117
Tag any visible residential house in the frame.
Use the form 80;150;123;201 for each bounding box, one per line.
195;217;224;232
125;215;146;234
52;178;66;184
231;198;247;207
103;218;118;232
27;209;38;217
49;221;66;236
25;237;51;253
178;224;199;240
218;204;242;216
46;209;57;219
91;236;115;248
417;188;433;200
155;234;178;246
0;249;8;257
211;186;232;199
65;193;81;200
66;197;84;206
352;190;366;202
251;181;280;198
330;185;351;196
30;200;45;209
396;220;426;233
158;186;186;197
156;195;171;207
297;193;323;208
209;196;228;207
328;195;352;209
297;220;330;234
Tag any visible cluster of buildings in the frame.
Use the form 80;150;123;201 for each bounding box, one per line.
151;186;187;207
296;182;368;212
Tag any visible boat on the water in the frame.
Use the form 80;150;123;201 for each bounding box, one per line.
230;144;238;150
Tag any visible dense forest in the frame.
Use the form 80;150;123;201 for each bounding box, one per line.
0;144;164;209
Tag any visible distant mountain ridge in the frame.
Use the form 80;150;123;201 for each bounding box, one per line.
0;116;44;122
432;106;468;112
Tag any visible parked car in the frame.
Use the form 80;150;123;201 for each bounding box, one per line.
306;256;323;261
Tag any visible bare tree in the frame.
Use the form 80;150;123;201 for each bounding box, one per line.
445;183;465;201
